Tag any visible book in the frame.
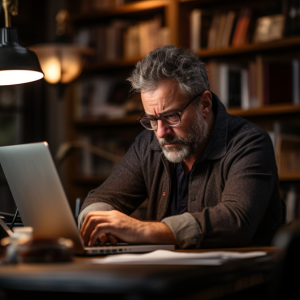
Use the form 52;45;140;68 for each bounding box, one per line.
207;14;221;49
215;13;227;48
292;59;300;104
231;8;252;46
247;61;259;108
190;9;202;50
220;11;236;48
263;62;292;105
228;68;242;107
273;121;300;175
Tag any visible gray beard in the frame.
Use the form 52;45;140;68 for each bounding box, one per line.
157;108;209;163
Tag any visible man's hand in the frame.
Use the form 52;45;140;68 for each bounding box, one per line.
80;210;177;247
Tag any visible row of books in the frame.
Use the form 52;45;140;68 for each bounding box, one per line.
75;16;170;62
73;77;143;119
190;7;287;50
207;57;300;109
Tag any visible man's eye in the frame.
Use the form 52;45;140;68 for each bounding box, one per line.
166;114;177;120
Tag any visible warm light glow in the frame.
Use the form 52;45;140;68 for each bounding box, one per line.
29;44;93;85
0;70;44;86
60;51;82;84
41;55;61;84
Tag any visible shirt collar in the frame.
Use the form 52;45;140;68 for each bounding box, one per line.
150;92;228;161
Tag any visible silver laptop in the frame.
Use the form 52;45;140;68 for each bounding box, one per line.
0;142;175;255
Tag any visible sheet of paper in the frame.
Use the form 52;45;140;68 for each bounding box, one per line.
90;250;267;265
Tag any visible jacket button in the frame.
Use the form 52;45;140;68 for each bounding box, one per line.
191;197;196;202
163;192;167;197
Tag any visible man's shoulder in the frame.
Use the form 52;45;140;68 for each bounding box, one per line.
227;114;273;148
228;113;269;137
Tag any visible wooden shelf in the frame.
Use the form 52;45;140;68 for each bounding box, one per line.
72;0;170;23
279;173;300;181
195;37;300;59
227;104;300;117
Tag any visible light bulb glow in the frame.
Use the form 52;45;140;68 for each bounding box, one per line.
29;44;92;84
40;56;61;84
0;70;44;86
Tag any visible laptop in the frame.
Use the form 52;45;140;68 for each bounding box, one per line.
0;142;175;255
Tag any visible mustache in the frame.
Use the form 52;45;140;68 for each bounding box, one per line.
158;135;187;147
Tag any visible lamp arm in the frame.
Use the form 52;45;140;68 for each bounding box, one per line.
2;0;18;27
55;140;123;167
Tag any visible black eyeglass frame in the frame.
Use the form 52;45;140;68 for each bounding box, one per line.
137;93;202;130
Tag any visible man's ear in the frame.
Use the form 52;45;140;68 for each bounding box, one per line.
199;91;212;118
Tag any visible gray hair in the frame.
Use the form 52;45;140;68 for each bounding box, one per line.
127;45;210;98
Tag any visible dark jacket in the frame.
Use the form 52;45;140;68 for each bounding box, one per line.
79;93;282;248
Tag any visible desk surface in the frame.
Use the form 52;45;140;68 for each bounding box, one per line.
0;247;278;300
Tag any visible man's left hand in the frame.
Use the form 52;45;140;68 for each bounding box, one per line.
80;210;177;246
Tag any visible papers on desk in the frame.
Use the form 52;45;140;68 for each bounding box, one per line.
90;250;267;265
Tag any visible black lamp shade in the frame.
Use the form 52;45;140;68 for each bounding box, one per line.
0;27;44;85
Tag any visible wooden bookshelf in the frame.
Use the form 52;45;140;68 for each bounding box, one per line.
279;173;300;181
195;36;300;59
228;104;300;117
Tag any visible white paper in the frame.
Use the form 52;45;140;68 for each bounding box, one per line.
90;250;267;265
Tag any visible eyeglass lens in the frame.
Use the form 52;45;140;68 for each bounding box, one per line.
140;114;180;130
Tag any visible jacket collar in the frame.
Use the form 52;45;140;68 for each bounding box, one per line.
149;92;228;161
199;92;228;161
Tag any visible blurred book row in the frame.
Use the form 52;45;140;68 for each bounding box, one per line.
73;77;143;119
189;0;300;50
207;57;300;109
74;16;170;62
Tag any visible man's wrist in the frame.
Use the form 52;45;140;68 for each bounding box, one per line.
141;222;177;245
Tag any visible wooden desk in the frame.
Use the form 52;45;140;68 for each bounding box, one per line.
0;247;278;300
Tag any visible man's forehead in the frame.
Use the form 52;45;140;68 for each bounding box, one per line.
141;80;188;113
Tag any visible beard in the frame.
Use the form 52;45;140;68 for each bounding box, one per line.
157;108;209;163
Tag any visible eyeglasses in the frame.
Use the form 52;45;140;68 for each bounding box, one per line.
137;94;202;130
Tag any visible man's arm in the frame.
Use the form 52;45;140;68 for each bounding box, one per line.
80;210;177;246
78;131;178;246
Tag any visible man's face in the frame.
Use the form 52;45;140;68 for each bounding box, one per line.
141;79;208;163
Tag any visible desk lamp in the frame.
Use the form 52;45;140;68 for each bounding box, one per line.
0;0;44;85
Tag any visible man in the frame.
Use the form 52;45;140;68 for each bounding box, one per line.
79;45;282;249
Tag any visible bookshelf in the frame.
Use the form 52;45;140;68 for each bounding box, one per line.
63;0;300;219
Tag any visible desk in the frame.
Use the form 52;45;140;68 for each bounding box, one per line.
0;247;278;300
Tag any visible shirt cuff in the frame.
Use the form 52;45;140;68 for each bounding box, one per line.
161;212;203;248
77;202;114;230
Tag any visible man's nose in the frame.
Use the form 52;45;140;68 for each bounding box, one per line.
156;120;173;138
